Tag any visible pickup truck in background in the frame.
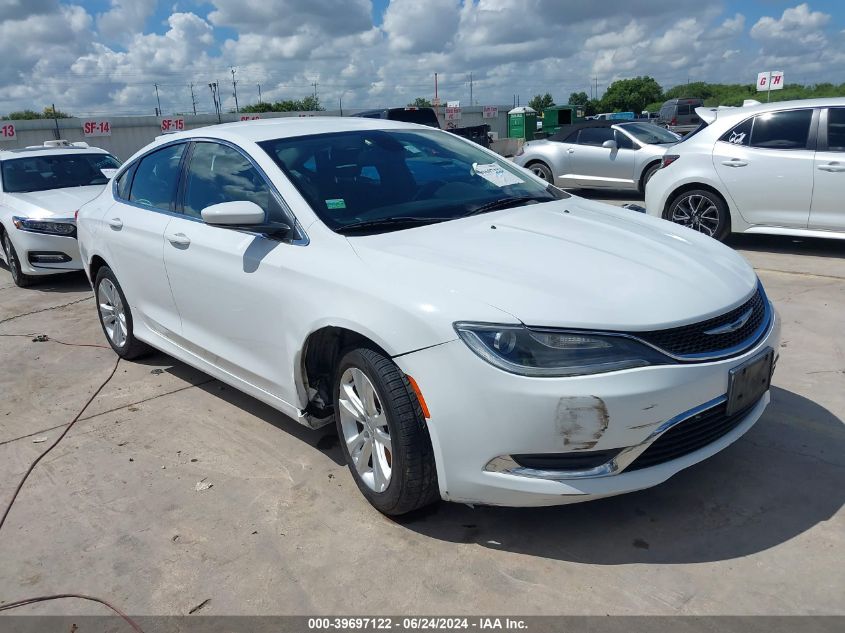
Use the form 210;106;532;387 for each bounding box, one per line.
352;107;491;148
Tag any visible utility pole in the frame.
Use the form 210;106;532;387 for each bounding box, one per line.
312;81;318;107
594;76;598;100
469;72;473;106
257;84;262;104
208;82;221;123
154;83;162;116
434;72;438;110
190;83;197;115
231;68;239;113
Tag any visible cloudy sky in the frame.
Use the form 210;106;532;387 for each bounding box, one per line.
1;0;843;116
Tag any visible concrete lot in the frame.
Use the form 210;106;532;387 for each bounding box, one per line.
0;197;843;617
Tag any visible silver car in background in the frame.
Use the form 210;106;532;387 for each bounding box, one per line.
514;121;680;192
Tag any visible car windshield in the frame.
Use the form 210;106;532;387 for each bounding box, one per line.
259;129;566;234
1;153;121;193
618;123;680;145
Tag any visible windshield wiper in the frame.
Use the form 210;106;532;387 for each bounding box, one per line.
335;216;449;234
463;195;552;217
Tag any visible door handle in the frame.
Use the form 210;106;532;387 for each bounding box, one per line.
108;217;123;229
166;232;191;247
567;148;575;154
721;159;748;167
818;163;845;172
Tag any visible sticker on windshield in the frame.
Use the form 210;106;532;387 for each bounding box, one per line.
100;168;118;179
325;198;346;210
471;162;524;187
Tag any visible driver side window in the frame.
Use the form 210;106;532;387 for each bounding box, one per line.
577;127;614;146
183;142;275;220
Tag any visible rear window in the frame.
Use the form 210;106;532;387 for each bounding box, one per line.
828;108;845;151
720;118;753;146
749;109;813;150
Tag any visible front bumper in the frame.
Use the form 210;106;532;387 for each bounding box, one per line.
9;228;82;276
394;308;780;507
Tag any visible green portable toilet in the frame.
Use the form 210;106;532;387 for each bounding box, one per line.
508;106;537;140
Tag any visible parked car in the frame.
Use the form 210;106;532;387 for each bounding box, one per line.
0;141;120;287
352;106;490;148
657;98;704;135
646;97;845;241
513;120;680;192
77;117;779;514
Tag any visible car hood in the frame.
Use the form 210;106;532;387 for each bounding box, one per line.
4;185;104;218
348;197;758;331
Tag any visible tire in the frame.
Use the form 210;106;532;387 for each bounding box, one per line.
640;163;660;193
94;266;150;359
2;230;36;288
665;188;731;241
527;161;553;183
334;347;439;516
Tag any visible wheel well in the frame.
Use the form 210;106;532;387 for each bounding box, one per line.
663;182;729;220
89;255;108;281
638;160;662;192
525;159;550;170
301;326;389;418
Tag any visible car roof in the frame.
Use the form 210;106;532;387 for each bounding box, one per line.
547;120;627;141
155;116;436;146
0;145;110;160
698;96;845;125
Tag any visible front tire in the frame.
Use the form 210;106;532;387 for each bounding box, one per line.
94;266;150;359
665;189;731;241
334;347;439;516
527;161;553;183
2;230;36;288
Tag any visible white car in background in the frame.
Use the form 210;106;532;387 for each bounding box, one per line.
77;117;779;515
0;141;120;286
646;98;845;241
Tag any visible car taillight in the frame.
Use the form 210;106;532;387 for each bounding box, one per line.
74;210;79;222
661;155;680;169
670;117;677;125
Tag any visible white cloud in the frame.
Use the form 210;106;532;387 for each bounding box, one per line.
383;0;460;53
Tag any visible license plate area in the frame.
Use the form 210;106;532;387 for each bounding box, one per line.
726;348;774;416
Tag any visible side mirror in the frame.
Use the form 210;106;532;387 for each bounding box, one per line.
602;140;618;150
201;201;291;238
201;201;265;225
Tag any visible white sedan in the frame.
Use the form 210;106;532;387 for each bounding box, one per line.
646;97;845;241
0;141;120;287
77;117;780;514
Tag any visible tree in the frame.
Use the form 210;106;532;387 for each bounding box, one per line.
408;97;432;108
241;95;325;113
42;106;70;118
568;91;589;106
528;92;554;112
600;76;663;114
4;107;71;120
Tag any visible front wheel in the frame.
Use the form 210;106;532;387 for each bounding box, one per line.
2;230;36;288
527;162;553;183
666;189;731;241
334;348;439;516
94;266;150;359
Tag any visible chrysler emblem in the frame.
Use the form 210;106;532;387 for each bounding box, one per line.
703;308;753;336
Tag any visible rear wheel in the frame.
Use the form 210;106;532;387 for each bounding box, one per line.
334;347;439;516
2;230;36;288
94;266;150;359
527;162;553;183
666;189;731;241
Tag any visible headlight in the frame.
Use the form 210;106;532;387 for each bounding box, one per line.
454;322;674;377
12;216;76;236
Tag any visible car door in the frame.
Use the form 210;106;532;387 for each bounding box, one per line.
162;140;301;406
570;126;637;188
712;108;816;228
809;107;845;232
548;129;579;186
107;142;186;337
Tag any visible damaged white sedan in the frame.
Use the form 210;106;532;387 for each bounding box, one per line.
76;117;779;514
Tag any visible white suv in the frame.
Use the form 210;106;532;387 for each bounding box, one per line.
645;98;845;241
0;141;120;287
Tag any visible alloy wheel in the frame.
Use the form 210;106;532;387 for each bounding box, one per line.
98;277;128;348
338;367;392;493
671;194;721;236
530;165;549;181
3;233;19;283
